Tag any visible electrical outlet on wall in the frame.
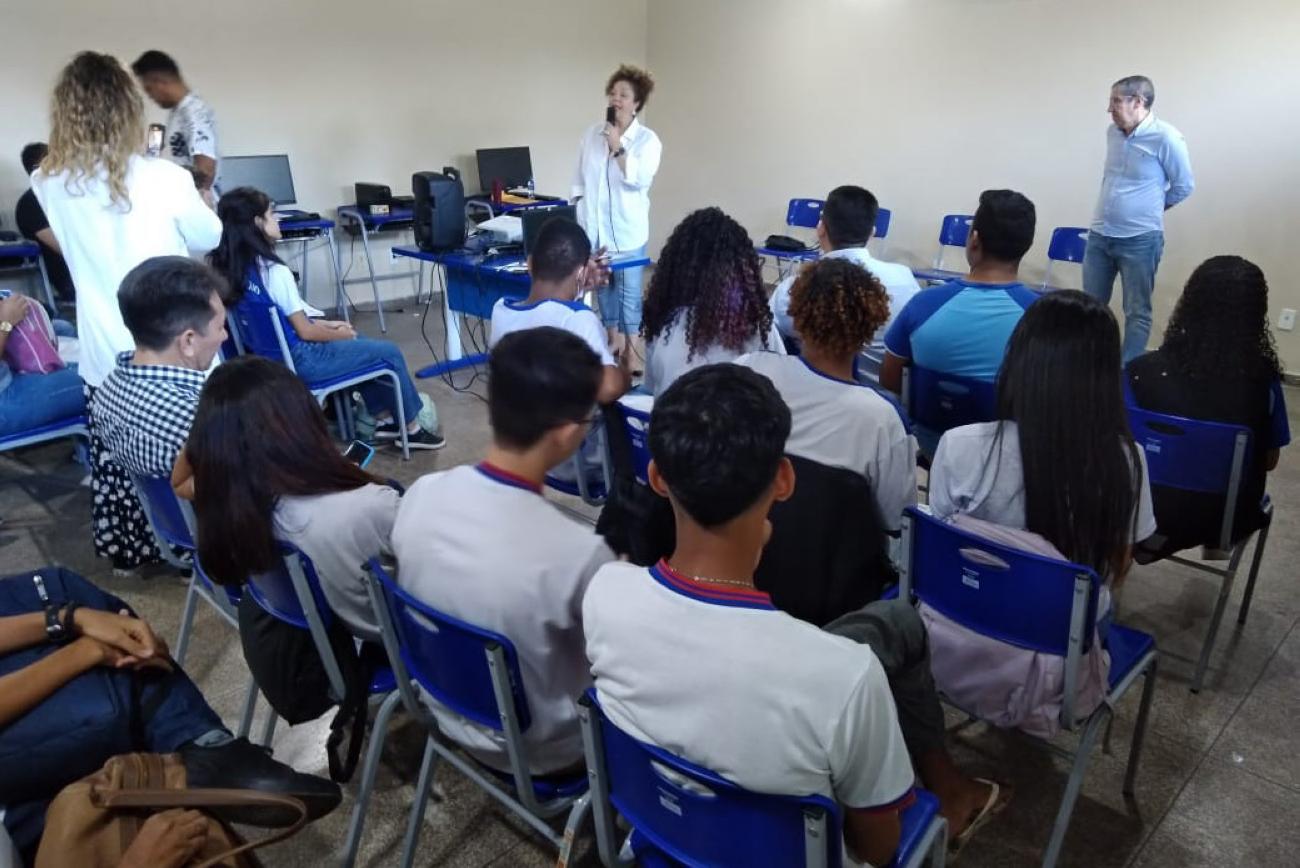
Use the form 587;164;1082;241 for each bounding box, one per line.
1280;309;1296;331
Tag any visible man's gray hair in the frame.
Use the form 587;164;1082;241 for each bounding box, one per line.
1112;75;1155;109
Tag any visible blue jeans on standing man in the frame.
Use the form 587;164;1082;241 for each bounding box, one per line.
1082;230;1165;362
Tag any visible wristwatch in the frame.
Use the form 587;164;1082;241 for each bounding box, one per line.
612;147;626;159
0;320;13;334
33;573;71;643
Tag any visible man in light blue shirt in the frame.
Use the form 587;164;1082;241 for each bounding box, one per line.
1083;75;1194;361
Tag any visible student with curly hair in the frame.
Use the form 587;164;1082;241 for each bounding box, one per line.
641;207;784;395
572;64;663;363
1128;255;1289;558
738;258;916;530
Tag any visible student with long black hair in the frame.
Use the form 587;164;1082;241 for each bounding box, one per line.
208;186;444;449
929;290;1156;581
179;356;399;640
1128;255;1289;558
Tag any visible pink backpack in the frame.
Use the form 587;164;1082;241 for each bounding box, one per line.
2;299;64;374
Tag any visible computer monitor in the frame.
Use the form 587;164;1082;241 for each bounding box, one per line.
218;154;297;206
521;205;578;256
476;147;532;194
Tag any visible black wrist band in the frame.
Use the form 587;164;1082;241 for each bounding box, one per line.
62;602;80;639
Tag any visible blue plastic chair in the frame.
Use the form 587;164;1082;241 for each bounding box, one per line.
756;198;824;280
578;689;946;868
911;214;974;285
128;472;260;741
1039;227;1089;292
242;544;399;868
1125;402;1272;692
0;414;88;454
228;294;411;459
614;398;653;486
546;422;609;506
897;508;1159;868
875;207;892;241
364;560;591;868
901;366;997;458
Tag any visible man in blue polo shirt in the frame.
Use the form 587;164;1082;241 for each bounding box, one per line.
880;189;1038;394
1083;75;1194;362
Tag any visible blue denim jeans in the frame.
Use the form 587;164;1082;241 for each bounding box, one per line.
290;338;421;425
597;245;648;334
1082;230;1165;362
0;364;86;437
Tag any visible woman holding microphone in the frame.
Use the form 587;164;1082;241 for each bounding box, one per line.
572;64;662;369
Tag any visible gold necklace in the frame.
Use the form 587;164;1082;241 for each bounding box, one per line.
666;561;756;590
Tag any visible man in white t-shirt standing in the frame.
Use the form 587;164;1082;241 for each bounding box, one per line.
391;327;614;775
132;51;219;203
770;185;921;379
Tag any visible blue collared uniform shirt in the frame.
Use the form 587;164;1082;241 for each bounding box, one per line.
1092;113;1194;238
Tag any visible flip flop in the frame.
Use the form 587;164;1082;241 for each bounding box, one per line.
948;778;1012;861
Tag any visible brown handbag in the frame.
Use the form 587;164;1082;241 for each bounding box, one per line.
34;752;308;868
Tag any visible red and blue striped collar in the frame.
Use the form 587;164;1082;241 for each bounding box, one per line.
649;559;776;610
475;462;543;494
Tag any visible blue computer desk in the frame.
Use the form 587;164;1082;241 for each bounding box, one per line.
0;240;56;310
391;245;650;378
275;211;348;321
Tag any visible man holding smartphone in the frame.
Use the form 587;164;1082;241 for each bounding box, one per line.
131;51;220;204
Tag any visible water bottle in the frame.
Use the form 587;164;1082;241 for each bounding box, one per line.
526;177;536;199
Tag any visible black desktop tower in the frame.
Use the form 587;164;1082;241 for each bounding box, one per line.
412;168;466;252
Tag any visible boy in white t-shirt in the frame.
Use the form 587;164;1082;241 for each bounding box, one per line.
392;327;614;774
490;217;629;403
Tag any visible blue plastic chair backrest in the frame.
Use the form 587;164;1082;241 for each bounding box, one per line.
874;207;892;240
938;214;974;248
617;402;653;485
1046;227;1089;264
370;561;532;732
785;198;824;230
905;366;997;433
1125;403;1249;496
130;472;195;551
243;543;334;632
903;508;1099;656
585;689;841;867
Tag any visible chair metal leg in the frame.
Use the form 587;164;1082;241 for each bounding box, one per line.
174;576;200;666
237;682;259;741
1238;518;1272;626
341;691;402;868
556;792;592;868
1191;546;1246;693
399;737;438;868
928;818;948;868
1041;710;1108;868
258;709;278;748
1124;656;1159;796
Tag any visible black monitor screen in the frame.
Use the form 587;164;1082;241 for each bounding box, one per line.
219;155;296;206
476;147;532;194
521;205;578;256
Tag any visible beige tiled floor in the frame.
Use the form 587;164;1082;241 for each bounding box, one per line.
3;305;1298;867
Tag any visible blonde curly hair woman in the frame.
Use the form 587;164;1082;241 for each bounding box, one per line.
32;51;222;572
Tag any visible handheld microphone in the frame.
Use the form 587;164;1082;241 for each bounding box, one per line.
605;106;617;127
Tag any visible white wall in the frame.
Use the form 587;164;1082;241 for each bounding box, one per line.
1;0;647;310
645;0;1300;370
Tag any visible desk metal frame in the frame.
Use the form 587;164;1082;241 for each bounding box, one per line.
275;215;348;322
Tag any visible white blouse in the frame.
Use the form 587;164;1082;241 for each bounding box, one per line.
571;117;662;252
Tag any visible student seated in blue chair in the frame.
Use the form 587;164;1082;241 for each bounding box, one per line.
175;356;400;642
879;190;1039;397
928;290;1155;586
209;186;444;450
1127;256;1289;560
391;327;614;775
640;207;784;395
583;364;1007;865
739;257;916;533
0;292;85;440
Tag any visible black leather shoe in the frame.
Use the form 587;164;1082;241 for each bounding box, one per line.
179;737;342;827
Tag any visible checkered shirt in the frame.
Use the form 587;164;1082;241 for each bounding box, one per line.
91;352;205;477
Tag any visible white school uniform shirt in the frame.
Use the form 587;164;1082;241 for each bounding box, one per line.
769;247;921;367
571;117;662;251
258;260;324;319
391;463;615;774
166;92;219;174
929;421;1157;543
489;297;614;364
31;156;222;387
736;353;917;531
643;307;787;396
584;560;915;858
